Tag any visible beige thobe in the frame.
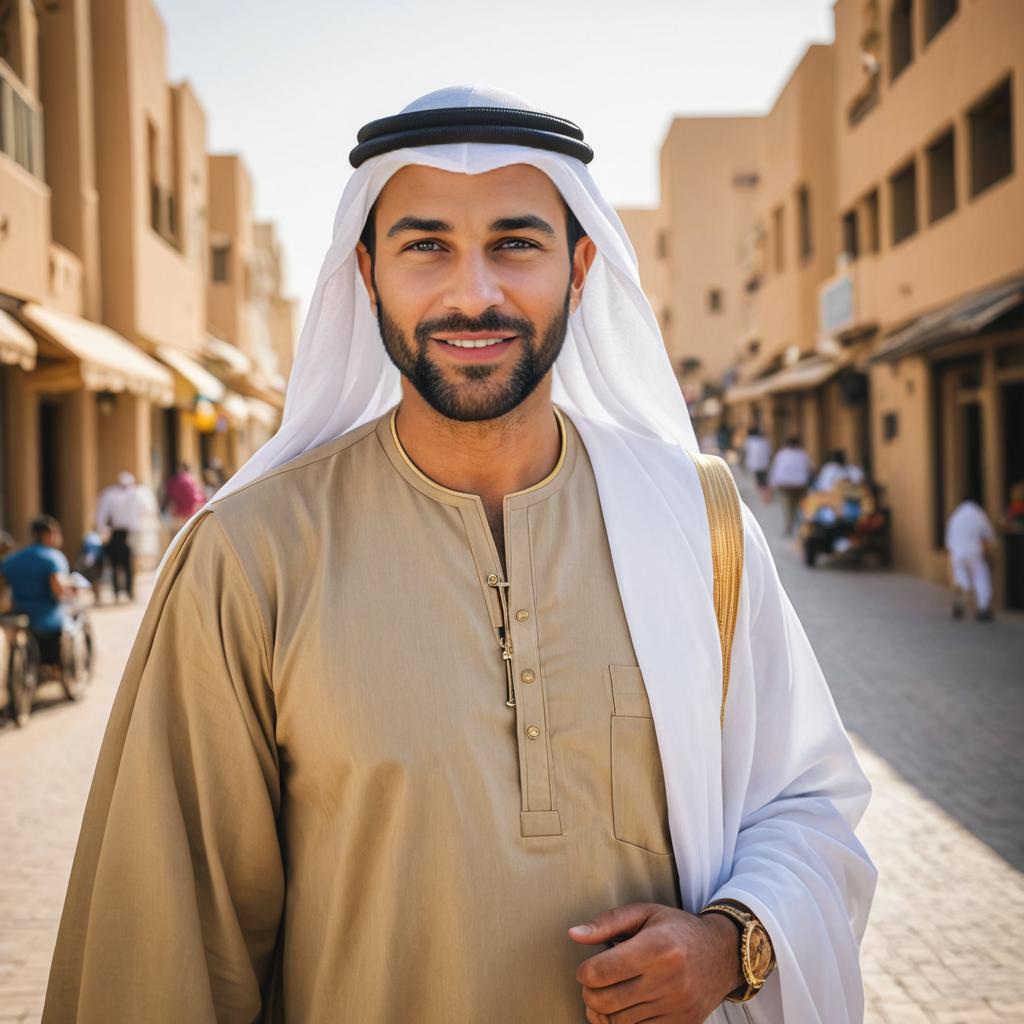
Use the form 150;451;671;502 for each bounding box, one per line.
44;408;681;1023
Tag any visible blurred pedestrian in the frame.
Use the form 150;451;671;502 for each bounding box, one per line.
769;435;813;536
815;449;865;492
95;471;146;602
0;515;74;664
946;496;996;621
163;462;207;533
743;427;773;502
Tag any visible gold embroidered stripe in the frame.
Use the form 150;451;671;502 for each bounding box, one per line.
687;452;745;729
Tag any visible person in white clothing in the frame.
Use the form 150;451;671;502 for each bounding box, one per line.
94;471;147;602
815;449;865;492
768;436;814;536
743;427;773;502
946;497;996;621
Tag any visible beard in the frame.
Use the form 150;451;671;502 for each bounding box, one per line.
376;291;571;422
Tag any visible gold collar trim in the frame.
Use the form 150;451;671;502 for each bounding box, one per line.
388;406;568;502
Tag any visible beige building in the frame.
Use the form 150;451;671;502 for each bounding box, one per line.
645;117;762;403
624;0;1024;607
824;0;1024;603
0;0;293;562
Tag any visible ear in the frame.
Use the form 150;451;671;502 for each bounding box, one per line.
355;242;378;313
568;237;598;315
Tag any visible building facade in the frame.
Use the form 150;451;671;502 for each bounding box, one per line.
0;0;295;562
621;0;1024;607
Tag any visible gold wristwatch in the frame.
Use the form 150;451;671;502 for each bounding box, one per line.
699;900;776;1002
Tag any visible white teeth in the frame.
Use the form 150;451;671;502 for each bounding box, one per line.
441;337;511;349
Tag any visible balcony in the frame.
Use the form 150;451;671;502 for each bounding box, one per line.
0;60;50;302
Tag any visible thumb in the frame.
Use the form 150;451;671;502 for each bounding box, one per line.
568;903;655;945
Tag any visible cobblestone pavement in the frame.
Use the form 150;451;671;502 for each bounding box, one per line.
1;484;1023;1022
743;475;1024;1024
0;577;155;1024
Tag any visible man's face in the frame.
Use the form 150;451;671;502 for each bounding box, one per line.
357;164;595;422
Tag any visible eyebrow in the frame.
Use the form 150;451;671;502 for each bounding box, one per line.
489;215;555;236
385;214;557;238
386;217;452;237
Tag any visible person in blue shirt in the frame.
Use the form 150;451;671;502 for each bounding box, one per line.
1;515;74;663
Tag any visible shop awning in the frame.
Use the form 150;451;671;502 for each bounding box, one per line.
221;391;250;426
19;303;173;405
202;334;252;377
873;275;1024;363
724;356;840;403
246;397;280;428
0;309;36;370
155;345;225;403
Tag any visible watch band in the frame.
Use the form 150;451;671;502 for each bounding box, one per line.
699;901;775;1003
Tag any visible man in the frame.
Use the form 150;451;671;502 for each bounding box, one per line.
45;86;873;1023
815;449;865;493
768;436;814;537
0;516;74;665
742;426;773;503
94;470;143;601
946;496;996;621
161;461;207;533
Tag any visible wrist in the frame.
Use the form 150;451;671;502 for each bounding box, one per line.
700;909;745;998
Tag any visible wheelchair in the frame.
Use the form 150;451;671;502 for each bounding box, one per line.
0;611;94;726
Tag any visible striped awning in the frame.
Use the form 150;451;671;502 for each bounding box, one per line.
0;309;36;370
19;303;173;405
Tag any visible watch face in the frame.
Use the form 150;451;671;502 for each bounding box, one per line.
743;925;775;984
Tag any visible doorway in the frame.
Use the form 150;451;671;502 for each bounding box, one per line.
1002;381;1024;609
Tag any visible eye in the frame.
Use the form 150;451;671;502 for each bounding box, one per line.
403;239;445;253
497;237;540;250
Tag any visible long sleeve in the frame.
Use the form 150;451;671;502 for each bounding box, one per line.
43;512;284;1024
712;509;877;1024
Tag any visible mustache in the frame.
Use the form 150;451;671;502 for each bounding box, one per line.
413;310;536;347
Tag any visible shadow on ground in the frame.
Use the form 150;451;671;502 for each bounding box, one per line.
743;475;1024;871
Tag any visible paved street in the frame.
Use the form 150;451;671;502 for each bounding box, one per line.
1;483;1023;1023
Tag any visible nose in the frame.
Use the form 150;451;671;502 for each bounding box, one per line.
441;250;505;317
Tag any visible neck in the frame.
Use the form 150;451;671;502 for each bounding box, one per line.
393;379;562;507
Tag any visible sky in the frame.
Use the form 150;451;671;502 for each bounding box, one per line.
156;0;837;320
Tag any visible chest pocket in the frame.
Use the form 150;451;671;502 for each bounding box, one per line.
609;665;673;856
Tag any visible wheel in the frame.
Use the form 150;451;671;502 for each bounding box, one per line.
61;627;91;702
10;633;39;726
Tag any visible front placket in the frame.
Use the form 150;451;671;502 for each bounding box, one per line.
459;498;562;840
505;502;562;839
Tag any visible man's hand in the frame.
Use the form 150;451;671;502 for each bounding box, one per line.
568;902;743;1024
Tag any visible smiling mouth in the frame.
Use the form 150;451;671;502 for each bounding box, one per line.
435;336;517;349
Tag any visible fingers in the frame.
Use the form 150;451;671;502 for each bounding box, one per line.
569;903;656;945
582;976;649;1016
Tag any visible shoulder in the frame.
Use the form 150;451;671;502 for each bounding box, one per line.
216;416;383;509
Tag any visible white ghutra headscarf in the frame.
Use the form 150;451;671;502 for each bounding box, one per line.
187;85;875;1023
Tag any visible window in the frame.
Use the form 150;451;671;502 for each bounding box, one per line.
211;243;231;283
890;160;918;244
147;120;160;233
863;189;880;253
772;205;785;272
926;129;957;223
924;0;957;44
707;289;723;314
842;210;859;260
890;0;914;82
796;186;813;263
969;77;1014;198
883;412;899;442
656;230;669;260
